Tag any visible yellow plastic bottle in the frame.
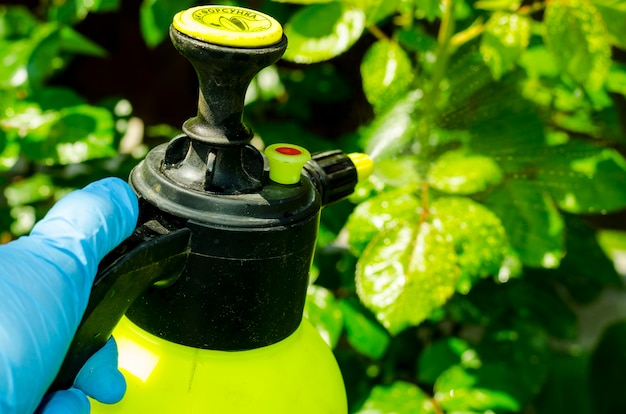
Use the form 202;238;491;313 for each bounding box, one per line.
91;316;346;413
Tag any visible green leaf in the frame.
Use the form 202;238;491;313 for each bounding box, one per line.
59;26;107;57
414;0;441;22
270;0;334;3
27;23;64;89
474;0;521;11
591;0;626;49
431;197;510;293
585;84;614;111
0;6;38;39
417;337;478;384
22;105;116;165
355;221;459;334
551;80;612;113
280;64;352;111
552;110;600;137
94;0;120;13
606;62;626;96
450;303;551;404
0;130;19;171
4;173;54;207
361;40;414;113
361;0;400;25
543;0;612;90
567;106;612;137
427;128;473;148
0;39;30;89
467;96;546;166
427;149;503;195
536;140;626;214
47;0;88;24
10;205;37;236
435;364;522;412
485;180;564;268
304;284;343;348
370;156;423;189
340;298;390;360
480;12;530;80
506;276;578;339
519;45;560;78
535;353;595;414
245;66;285;105
598;228;626;262
361;90;422;160
441;50;494;111
140;0;196;48
47;0;120;24
356;381;436;414
346;187;421;256
283;3;365;63
590;321;626;414
443;85;547;174
317;199;353;248
546;215;622;305
477;322;550;401
34;87;86;111
397;27;438;54
546;85;624;142
0;100;51;135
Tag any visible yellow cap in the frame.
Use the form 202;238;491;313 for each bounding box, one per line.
265;143;311;185
348;153;374;182
172;5;283;48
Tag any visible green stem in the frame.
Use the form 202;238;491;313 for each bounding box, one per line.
431;396;445;414
518;1;547;15
450;18;485;50
424;0;456;112
398;0;416;30
419;182;430;227
367;24;389;41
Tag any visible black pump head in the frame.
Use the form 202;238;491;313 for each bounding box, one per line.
126;6;320;350
51;6;371;388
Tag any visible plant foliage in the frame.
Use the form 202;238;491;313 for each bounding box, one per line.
2;0;626;412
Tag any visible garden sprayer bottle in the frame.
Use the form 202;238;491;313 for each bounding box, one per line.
49;4;373;413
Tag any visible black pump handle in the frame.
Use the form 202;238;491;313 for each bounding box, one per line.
47;225;191;393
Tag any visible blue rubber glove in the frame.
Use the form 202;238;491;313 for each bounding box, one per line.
0;177;139;414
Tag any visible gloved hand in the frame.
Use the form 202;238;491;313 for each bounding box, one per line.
36;337;123;413
0;177;139;414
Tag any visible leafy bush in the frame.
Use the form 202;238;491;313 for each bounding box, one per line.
3;0;626;412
